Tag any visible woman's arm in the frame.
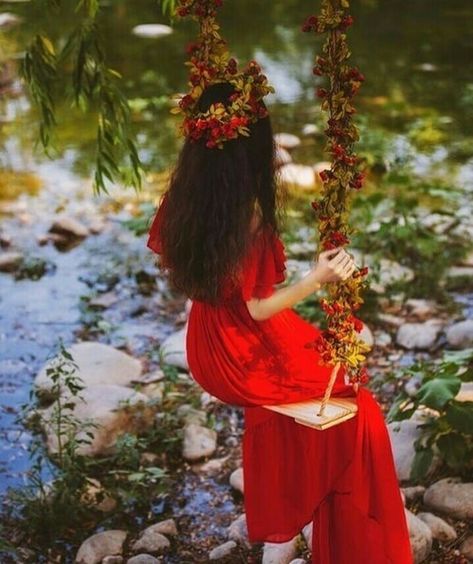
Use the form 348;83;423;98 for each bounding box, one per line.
246;273;322;321
246;246;356;321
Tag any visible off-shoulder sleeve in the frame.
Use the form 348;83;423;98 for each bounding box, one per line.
240;227;287;301
146;192;169;262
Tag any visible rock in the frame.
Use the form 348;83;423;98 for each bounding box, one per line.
388;414;438;482
132;24;173;38
396;321;442;350
209;540;237;560
75;530;127;564
200;391;221;408
374;330;392;347
35;341;142;399
262;536;298;564
0;251;23;272
127;556;159;564
89;292;119;309
402;486;426;504
49;215;89;238
460;535;473;560
132;370;165;385
416;512;457;542
176;404;207;425
274;146;292;168
140;519;178;538
302;123;320;136
378;259;414;287
191;455;230;474
424;477;473;520
229;467;244;494
405;299;437;318
227;513;250;548
274;133;301;150
182;423;217;461
279;164;315;190
102;556;123;564
406;509;432;564
140;452;160;466
160;326;188;370
0;12;21;28
131;527;171;554
456;382;473;402
445;319;473;349
40;384;152;457
447;266;473;279
359;323;374;347
378;313;405;327
289;560;307;564
302;521;313;551
81;478;117;512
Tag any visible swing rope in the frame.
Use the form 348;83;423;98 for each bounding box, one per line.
302;0;371;415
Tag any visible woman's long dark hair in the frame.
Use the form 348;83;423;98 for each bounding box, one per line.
158;81;286;305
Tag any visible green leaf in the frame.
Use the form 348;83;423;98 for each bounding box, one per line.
437;433;468;469
410;448;434;481
416;377;462;410
446;401;473;435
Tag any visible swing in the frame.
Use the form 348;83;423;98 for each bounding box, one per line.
174;0;369;430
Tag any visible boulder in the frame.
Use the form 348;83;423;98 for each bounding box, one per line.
35;341;142;399
445;319;473;349
416;512;457;542
40;384;152;457
75;530;127;564
405;509;432;564
424;477;473;520
209;540;237;560
160;326;188;370
182;423;217;461
396;320;442;350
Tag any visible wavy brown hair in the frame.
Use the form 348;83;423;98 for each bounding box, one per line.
157;82;286;305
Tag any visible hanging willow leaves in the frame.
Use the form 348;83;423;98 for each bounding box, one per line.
18;0;173;195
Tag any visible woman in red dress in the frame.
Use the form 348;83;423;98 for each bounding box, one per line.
147;82;413;564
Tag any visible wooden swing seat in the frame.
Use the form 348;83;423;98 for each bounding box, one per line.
263;397;358;431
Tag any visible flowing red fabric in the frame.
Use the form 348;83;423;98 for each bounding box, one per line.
147;196;413;564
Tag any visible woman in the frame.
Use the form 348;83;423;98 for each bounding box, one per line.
147;82;413;564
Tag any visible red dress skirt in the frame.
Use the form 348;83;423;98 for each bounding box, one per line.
147;196;413;564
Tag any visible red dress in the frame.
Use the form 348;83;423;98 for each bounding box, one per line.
146;194;413;564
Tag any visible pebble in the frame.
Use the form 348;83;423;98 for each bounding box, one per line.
182;423;217;461
208;540;237;560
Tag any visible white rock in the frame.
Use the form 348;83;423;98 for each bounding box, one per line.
405;299;437;317
176;404;207;425
102;556;123;564
456;382;473;402
227;513;250;548
279;164;315;190
402;486;426;504
0;12;21;27
378;258;414;286
359;323;374;347
229;467;244;494
274;133;301;150
416;512;457;542
132;24;173;38
127;555;159;564
447;266;473;278
0;251;23;272
378;313;405;327
424;477;473;520
406;509;432;564
445;319;473;348
388;413;438;482
160;326;188;370
49;215;89;238
40;385;151;457
460;535;473;560
302;123;319;136
396;321;442;350
302;520;313;551
289;560;307;564
192;455;230;475
182;423;217;461
131;526;171;554
89;292;119;309
209;540;237;560
35;341;142;399
274;146;292;168
262;536;298;564
374;330;392;347
75;530;127;564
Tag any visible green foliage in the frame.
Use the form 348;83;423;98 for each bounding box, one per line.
388;348;473;482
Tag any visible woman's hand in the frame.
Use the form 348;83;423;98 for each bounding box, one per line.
307;247;357;289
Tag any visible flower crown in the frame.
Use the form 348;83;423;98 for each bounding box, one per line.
171;0;274;149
